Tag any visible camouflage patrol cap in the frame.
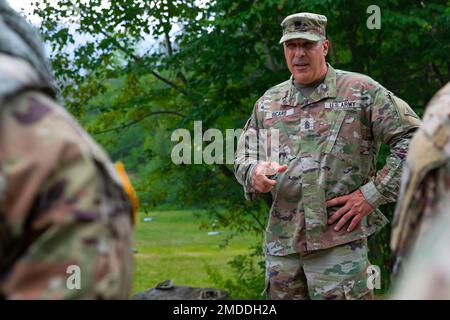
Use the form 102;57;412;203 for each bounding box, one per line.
279;12;327;44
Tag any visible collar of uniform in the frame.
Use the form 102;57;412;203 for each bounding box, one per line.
283;63;337;107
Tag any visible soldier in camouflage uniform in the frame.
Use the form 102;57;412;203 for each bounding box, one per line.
0;1;133;299
391;82;450;299
234;12;421;299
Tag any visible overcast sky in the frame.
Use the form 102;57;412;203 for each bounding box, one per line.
7;0;43;24
6;1;191;58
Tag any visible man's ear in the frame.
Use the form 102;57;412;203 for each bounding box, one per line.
322;39;329;56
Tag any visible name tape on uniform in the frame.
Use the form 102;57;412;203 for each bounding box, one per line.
265;108;295;119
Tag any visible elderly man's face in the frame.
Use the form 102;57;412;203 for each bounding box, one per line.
283;38;329;84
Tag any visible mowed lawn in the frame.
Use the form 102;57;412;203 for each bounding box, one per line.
131;210;260;295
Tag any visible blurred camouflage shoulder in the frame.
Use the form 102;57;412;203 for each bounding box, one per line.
0;90;133;299
391;82;450;284
421;82;450;148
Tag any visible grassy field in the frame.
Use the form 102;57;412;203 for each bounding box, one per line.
131;210;260;295
131;209;386;299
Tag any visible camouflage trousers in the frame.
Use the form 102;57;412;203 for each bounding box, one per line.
264;239;373;300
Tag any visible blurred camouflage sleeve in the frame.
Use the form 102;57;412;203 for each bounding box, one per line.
359;89;421;208
0;91;133;299
390;83;450;298
392;183;450;299
234;98;265;201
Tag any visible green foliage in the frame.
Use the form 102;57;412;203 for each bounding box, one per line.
205;243;266;300
31;0;450;298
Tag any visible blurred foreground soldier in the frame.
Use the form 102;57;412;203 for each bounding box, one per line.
391;82;450;299
234;12;421;300
0;1;133;299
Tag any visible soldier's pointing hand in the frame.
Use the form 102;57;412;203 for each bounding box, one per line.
252;162;288;193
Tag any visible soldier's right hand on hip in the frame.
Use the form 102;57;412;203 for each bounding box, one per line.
251;162;288;193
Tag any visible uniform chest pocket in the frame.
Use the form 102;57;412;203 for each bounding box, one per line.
269;112;301;164
324;110;373;167
322;111;347;154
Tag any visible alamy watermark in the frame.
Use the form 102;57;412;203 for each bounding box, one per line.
170;121;281;166
366;264;381;290
367;5;381;30
66;265;81;290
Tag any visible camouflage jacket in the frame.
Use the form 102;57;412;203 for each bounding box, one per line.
235;64;421;255
391;82;450;291
0;55;133;299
